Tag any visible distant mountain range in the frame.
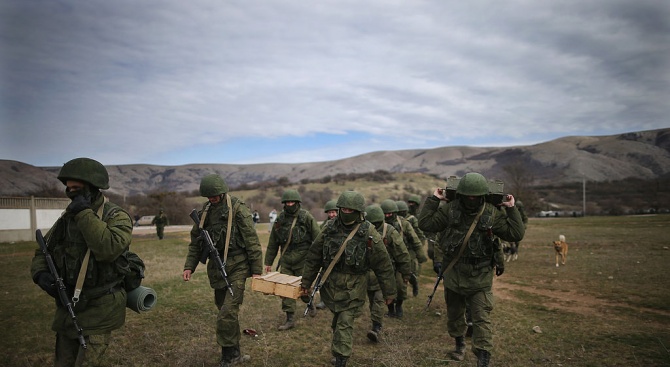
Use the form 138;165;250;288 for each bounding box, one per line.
2;128;669;197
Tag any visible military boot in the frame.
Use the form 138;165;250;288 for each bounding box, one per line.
334;356;348;367
475;349;491;367
366;321;382;343
307;304;317;317
386;301;396;318
448;336;466;361
278;312;295;331
395;300;404;319
220;346;250;367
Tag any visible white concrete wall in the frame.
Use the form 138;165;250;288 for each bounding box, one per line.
0;208;64;230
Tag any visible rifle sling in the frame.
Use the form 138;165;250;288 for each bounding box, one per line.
277;216;299;266
437;204;486;279
73;197;108;305
316;223;361;288
199;195;237;264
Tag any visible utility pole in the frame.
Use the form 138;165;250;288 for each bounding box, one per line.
582;177;586;217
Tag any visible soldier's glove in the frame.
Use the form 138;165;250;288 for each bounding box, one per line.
299;287;310;303
67;193;91;214
433;262;442;275
35;272;59;299
495;266;505;277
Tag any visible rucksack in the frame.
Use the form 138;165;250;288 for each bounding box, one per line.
123;251;145;291
101;202;146;291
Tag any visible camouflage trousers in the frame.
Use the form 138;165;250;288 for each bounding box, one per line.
278;261;304;314
395;272;407;301
366;288;385;325
215;278;246;348
329;306;363;358
444;286;494;353
55;332;111;367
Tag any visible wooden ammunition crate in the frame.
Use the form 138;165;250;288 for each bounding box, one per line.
251;272;302;299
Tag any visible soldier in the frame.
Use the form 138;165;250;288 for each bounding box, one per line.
264;189;321;330
380;199;426;317
151;209;168;240
316;199;339;310
182;174;263;367
31;157;133;367
418;172;525;367
320;199;338;230
363;205;412;343
300;191;397;367
396;199;426;296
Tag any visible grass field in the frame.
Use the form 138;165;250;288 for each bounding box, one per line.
1;215;669;366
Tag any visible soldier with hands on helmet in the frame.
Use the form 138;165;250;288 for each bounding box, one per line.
30;157;133;367
300;191;397;367
363;204;412;343
380;199;426;317
418;172;525;367
264;189;321;330
182;174;263;367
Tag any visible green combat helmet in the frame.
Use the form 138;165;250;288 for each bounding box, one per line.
395;201;409;214
336;191;365;212
380;199;399;214
57;157;110;189
281;189;302;203
324;200;338;212
456;172;489;196
199;174;229;197
408;195;421;205
365;204;384;224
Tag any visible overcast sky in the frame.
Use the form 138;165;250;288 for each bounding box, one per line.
1;1;668;167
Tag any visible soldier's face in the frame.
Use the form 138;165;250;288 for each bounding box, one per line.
284;201;297;206
66;180;85;192
327;210;338;219
208;195;222;204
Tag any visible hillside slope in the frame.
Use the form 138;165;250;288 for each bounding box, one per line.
2;128;669;197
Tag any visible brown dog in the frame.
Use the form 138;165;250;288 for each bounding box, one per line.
553;235;568;267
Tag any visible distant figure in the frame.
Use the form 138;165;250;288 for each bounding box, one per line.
151;209;169;240
252;210;260;228
134;214;141;227
268;209;277;232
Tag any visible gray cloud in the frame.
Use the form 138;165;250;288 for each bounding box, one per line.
1;0;668;166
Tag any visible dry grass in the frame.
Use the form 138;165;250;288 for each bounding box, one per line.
2;215;670;366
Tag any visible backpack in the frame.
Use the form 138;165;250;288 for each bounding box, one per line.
123;251;145;291
101;201;146;291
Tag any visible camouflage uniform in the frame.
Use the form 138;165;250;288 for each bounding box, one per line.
397;200;426;296
31;158;132;367
265;190;321;328
301;192;396;367
183;174;263;366
364;205;411;342
418;173;525;366
151;210;168;239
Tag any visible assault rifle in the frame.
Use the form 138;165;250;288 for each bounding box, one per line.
425;270;443;311
189;209;234;296
36;229;87;349
303;271;323;317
